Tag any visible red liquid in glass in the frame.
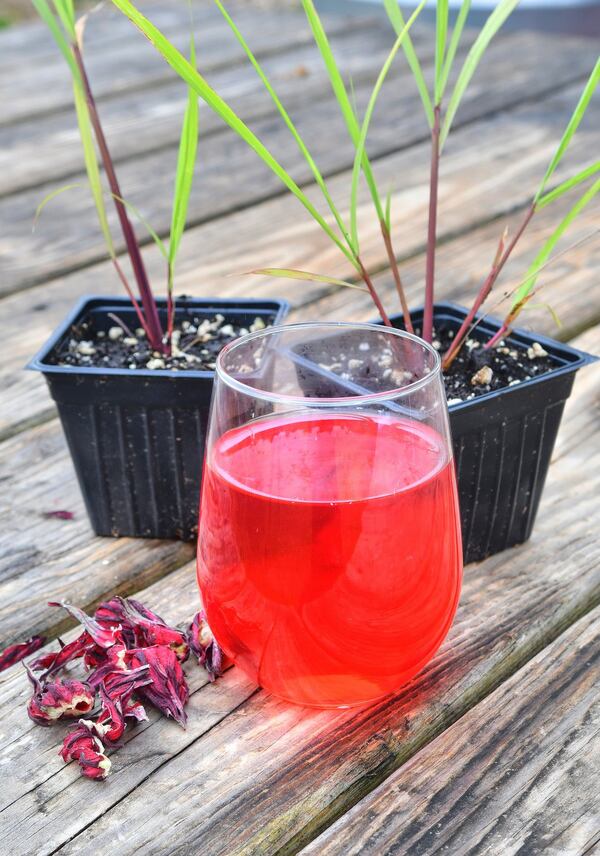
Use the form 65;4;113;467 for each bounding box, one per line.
197;413;462;707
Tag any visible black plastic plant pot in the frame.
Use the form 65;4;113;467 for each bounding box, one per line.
290;303;596;564
395;303;596;563
28;295;290;541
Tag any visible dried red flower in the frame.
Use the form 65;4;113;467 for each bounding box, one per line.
60;720;111;781
42;510;75;520
187;611;224;682
125;646;189;726
0;635;45;673
102;664;151;700
25;666;95;726
95;597;189;661
30;632;92;677
84;665;151;746
97;686;126;745
124;696;147;722
48;601;121;649
28;597;211;782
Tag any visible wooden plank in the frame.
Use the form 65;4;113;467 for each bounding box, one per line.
0;1;232;67
300;605;600;856
0;324;598;854
0;25;397;198
1;33;596;294
2;178;598;443
0;3;362;127
0;419;194;646
552;324;600;461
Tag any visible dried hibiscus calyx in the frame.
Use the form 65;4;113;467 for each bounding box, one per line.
0;635;45;673
30;632;93;677
48;601;121;649
97;686;127;745
125;646;189;726
25;665;95;726
60;720;111;781
89;662;150;694
187;611;224;682
28;597;218;782
124;696;147;723
95;596;189;661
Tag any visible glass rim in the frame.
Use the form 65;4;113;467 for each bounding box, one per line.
216;321;442;406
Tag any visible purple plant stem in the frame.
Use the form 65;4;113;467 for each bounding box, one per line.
423;105;441;344
111;257;154;341
166;266;174;355
485;322;510;349
380;222;414;334
358;258;393;327
484;294;534;350
72;43;165;352
443;203;537;366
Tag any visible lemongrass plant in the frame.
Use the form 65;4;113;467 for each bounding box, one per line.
32;0;199;355
110;0;599;367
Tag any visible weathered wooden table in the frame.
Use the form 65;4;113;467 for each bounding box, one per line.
1;2;599;853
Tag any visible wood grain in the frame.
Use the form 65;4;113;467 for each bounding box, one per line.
0;1;246;67
1;34;596;294
0;3;361;127
0;325;597;855
300;605;600;856
0;419;194;647
0;25;395;197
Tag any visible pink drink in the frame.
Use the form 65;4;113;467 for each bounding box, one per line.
197;412;462;707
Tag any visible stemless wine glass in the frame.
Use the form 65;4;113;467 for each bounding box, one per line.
197;322;462;708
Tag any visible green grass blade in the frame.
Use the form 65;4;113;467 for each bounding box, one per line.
300;0;360;140
51;0;76;38
383;0;434;127
214;0;354;253
73;80;115;257
33;182;84;229
513;178;600;306
534;58;600;202
111;0;358;270
168;33;199;289
349;76;359;119
246;268;367;291
526;302;562;329
385;187;393;231
301;0;385;222
434;0;448;105
536;161;600;209
350;0;425;249
31;0;80;79
441;0;520;148
438;0;470;101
